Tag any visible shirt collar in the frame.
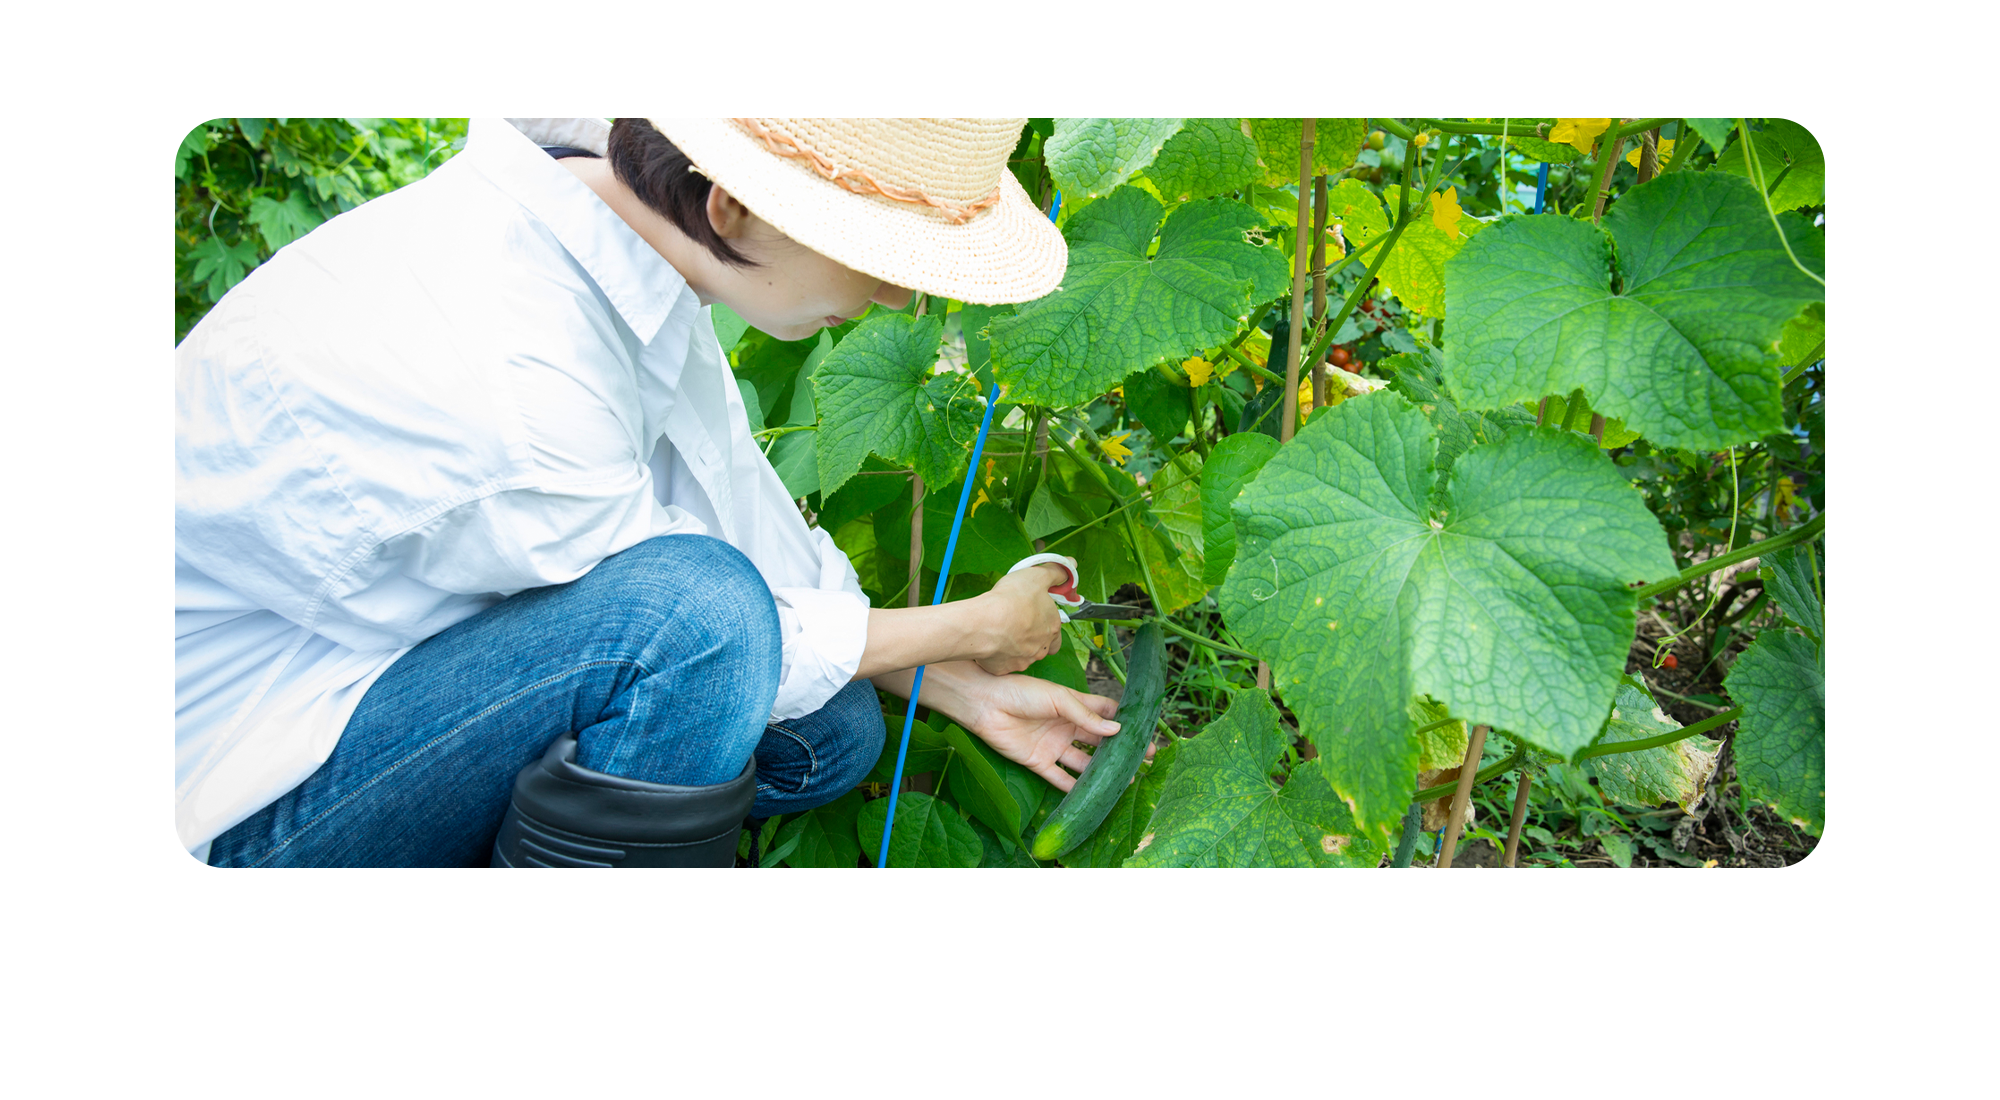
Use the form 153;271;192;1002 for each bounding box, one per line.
464;118;689;345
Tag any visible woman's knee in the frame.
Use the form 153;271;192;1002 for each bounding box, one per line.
592;535;782;679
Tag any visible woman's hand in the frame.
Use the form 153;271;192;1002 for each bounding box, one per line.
970;563;1067;675
874;661;1147;793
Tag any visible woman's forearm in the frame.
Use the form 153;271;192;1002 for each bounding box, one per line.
852;603;996;681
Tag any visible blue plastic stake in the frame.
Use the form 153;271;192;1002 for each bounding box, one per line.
1533;162;1550;215
874;187;1057;868
874;381;1000;868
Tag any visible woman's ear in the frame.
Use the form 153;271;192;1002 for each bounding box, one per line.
706;185;755;241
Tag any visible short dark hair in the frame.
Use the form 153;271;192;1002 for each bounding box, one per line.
607;118;758;269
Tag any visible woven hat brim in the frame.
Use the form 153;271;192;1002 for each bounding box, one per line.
649;118;1067;307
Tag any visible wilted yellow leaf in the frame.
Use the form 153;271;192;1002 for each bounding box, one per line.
1431;186;1463;240
1549;118;1611;155
1626;138;1675;168
1773;476;1797;522
1100;432;1134;465
1183;356;1214;387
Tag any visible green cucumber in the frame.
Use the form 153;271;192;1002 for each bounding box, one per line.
1029;621;1167;860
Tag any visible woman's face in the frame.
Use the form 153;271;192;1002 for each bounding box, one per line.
703;195;913;342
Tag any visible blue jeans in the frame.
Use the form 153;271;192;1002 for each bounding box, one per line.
208;535;885;867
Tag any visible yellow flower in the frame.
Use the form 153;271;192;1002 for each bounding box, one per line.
1182;356;1214;387
1626;138;1675;168
1548;118;1611;155
1100;432;1134;465
969;487;991;516
1431;186;1463;240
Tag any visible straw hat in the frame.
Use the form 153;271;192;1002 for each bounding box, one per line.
648;118;1066;306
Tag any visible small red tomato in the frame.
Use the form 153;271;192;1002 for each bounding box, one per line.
1330;346;1352;367
1360;299;1377;314
1662;653;1678;669
1341;361;1360;375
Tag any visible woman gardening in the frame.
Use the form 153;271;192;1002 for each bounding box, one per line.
175;117;1128;867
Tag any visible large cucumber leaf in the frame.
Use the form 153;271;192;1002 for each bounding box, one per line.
1198;432;1280;587
813;312;982;498
1443;172;1824;451
1246;118;1369;188
1141;118;1261;203
1714;119;1824;212
1138;457;1206;613
1377;187;1482;319
1127;691;1376;867
1762;543;1823;645
990;188;1289;407
1726;630;1824;834
1045;117;1185;202
858;792;982;868
1218;394;1676;836
1381;349;1534;489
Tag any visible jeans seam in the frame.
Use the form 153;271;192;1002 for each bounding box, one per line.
753;722;818;797
244;658;647;867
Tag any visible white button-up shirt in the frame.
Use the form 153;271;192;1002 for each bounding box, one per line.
175;117;870;858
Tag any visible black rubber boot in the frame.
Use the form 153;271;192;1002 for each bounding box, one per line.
490;734;755;867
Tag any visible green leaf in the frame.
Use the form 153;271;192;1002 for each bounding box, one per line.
711;303;752;354
1218;395;1677;835
940;723;1032;849
235;117;267;147
865;716;952;784
1063;737;1181;867
1575;682;1721;812
1599;832;1635;867
1200;432;1280;587
246;190;325;252
991;188;1289;407
1141;118;1260;203
814;312;982;497
1045;117;1185;201
858;792;983;867
921;474;1033;574
1714;119;1824;212
1506;134;1582;163
1139;457;1206;613
1760;544;1823;645
1123;367;1193;443
1778;302;1825;368
187;236;263;301
1410;697;1469;772
1725;629;1824;834
735;378;765;433
1443;173;1826;451
1127;692;1377;867
175;124;213;180
766;430;818;499
1246;119;1368;188
971;818;1042;867
1381;349;1533;490
1024;480;1085;540
817;460;908;534
1325;178;1391;244
1682;118;1736;152
774;789;865;868
1378;188;1481;319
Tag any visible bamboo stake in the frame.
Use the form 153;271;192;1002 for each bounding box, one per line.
908;473;924;608
1502;772;1533;867
1278;119;1315;443
1310;174;1329;411
1435;724;1488;868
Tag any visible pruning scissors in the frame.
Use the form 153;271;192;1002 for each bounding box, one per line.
1007;553;1145;622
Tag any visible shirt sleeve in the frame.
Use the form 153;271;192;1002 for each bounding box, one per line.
767;524;869;721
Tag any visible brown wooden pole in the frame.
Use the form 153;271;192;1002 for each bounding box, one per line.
1435;724;1489;868
908;473;924;608
1502;772;1533;867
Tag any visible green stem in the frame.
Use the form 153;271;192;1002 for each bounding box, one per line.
1781;352;1823;387
1416;118;1557;136
1737;118;1825;288
1573;707;1741;761
1413;716;1460;740
1632;512;1823;601
1374;117;1417;141
1039;487;1145;552
1301;212;1415;374
1154;616;1257;661
1221;343;1284;387
1640;681;1730;712
1412;745;1526;804
1390;803;1425;867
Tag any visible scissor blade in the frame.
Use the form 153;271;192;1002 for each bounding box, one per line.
1071;602;1144;620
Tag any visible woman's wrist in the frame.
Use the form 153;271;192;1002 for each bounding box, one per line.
870;660;995;734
